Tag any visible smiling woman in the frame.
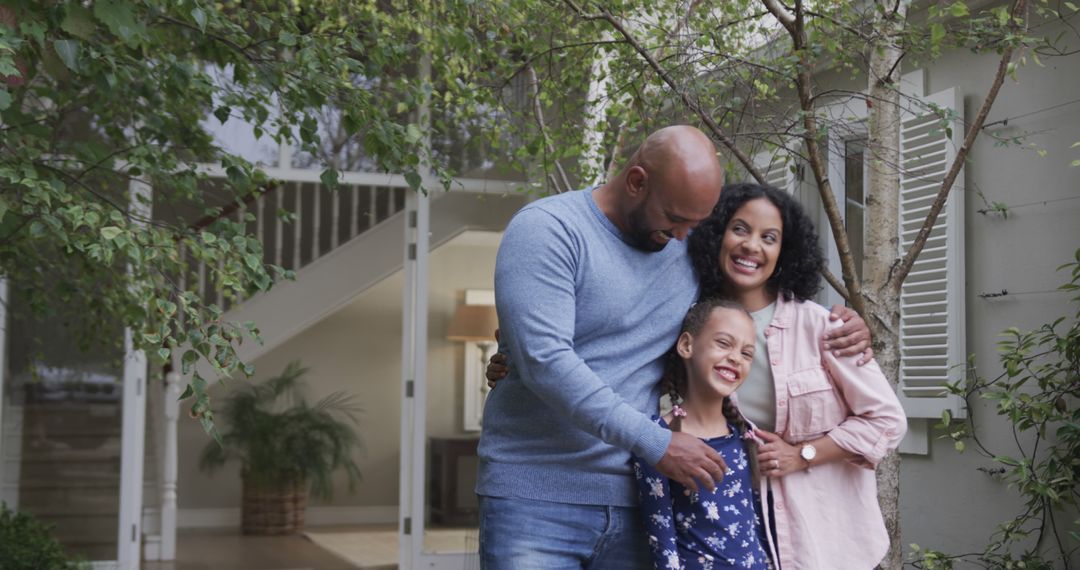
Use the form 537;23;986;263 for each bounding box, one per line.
717;197;783;311
690;183;825;308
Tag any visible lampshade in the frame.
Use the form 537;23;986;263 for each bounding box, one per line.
446;304;499;342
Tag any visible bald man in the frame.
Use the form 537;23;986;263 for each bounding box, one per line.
474;126;729;568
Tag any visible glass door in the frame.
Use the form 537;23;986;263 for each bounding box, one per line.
0;281;144;568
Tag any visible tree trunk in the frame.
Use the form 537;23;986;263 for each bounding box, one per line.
868;298;902;569
864;1;909;567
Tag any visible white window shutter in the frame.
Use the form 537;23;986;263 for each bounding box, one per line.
898;87;967;419
754;149;798;195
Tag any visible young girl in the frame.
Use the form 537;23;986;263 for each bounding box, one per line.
632;299;772;570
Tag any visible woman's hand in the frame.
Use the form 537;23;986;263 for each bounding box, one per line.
485;329;510;389
755;429;804;478
486;352;510;389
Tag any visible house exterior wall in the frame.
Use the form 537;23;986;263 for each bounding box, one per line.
899;29;1080;558
176;239;500;516
808;18;1080;558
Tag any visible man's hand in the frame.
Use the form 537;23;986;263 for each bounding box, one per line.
825;305;874;366
654;431;729;492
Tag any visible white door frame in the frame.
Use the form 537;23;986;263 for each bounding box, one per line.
116;329;147;569
0;278;11;507
116;178;152;569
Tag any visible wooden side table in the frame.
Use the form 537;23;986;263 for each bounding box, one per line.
428;437;480;527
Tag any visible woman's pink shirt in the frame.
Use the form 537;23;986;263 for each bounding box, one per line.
754;295;907;570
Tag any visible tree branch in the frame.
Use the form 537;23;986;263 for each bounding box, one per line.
889;0;1028;288
564;0;768;184
768;0;867;316
525;63;573;194
803;9;875;42
761;0;796;34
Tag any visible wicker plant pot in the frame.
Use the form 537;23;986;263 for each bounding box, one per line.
240;475;308;535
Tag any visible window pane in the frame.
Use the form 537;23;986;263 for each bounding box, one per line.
846;203;864;280
845;139;865;204
844;138;867;281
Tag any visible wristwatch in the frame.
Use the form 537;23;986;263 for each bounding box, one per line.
799;443;817;468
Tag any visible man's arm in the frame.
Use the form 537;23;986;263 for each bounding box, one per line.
496;209;725;489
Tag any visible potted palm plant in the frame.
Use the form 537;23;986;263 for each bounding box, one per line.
200;361;363;535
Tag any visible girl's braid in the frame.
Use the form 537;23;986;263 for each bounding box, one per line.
659;348;687;432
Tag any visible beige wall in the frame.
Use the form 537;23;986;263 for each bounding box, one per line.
177;235;501;511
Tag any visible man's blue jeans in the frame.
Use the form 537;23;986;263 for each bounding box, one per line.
478;495;651;569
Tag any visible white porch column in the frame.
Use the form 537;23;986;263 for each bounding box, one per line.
160;364;181;560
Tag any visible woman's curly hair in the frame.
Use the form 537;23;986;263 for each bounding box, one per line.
688;182;823;302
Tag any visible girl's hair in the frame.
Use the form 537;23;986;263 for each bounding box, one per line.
687;182;824;302
660;298;752;435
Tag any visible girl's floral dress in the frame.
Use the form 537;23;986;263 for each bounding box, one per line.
632;418;770;570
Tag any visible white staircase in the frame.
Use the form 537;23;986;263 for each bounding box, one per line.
219;188;525;365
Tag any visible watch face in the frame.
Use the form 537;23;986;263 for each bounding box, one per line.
801;445;817;461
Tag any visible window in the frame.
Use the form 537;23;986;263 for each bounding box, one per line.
843;139;867;282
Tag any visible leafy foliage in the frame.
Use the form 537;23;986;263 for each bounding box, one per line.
0;503;84;570
912;249;1080;568
0;0;476;432
199;360;363;500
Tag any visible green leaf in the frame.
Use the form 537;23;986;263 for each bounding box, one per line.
949;2;969;17
61;5;97;40
404;170;422;192
201;231;217;244
954;440;965;452
405;123;423;144
320;167;340;191
93;0;143;43
53;39;81;72
1071;159;1080;168
181;349;199;374
243;253;262;272
100;226;123;240
213;106;231;124
930;23;946;45
0;89;10;111
157;347;171;361
191;7;207;32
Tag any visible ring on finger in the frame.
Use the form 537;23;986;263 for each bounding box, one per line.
772;459;779;470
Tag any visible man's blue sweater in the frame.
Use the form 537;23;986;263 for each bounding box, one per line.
476;188;700;507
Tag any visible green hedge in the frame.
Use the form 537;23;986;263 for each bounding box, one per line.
0;503;81;570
